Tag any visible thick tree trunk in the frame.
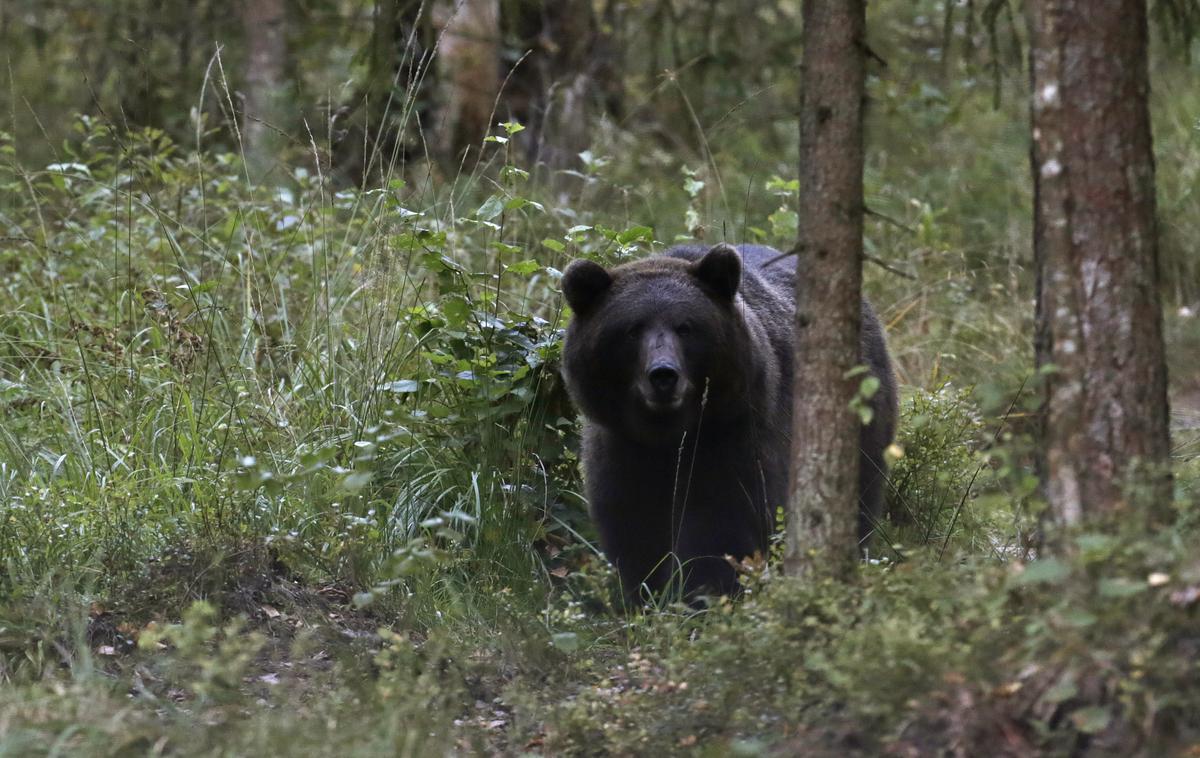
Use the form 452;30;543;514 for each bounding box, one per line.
785;0;866;580
1028;0;1173;533
501;0;622;182
434;0;500;162
239;0;288;177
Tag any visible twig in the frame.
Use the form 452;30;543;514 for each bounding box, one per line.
865;204;916;233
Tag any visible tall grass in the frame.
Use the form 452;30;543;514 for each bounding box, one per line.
0;7;1198;751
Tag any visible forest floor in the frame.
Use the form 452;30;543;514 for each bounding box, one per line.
2;92;1200;753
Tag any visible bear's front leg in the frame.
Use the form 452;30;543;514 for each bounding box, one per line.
583;432;677;602
671;509;764;599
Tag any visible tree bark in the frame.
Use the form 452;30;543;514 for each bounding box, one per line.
785;0;866;580
331;0;433;186
434;0;500;162
501;0;623;181
239;0;288;177
1028;0;1173;533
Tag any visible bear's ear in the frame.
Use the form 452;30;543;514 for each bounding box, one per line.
691;243;742;301
562;259;614;316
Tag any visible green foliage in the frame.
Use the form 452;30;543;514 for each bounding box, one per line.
887;382;1039;556
0;118;592;598
138;601;265;703
530;529;1200;755
0;0;1198;753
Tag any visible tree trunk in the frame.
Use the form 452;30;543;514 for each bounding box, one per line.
330;0;433;186
1028;0;1173;534
785;0;866;580
434;0;500;162
239;0;288;177
501;0;623;182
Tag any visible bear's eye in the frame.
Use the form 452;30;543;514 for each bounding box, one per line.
675;321;694;336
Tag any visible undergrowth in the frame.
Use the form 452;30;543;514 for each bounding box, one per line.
1;12;1199;751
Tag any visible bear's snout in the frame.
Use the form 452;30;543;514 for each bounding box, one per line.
638;327;690;411
647;364;679;395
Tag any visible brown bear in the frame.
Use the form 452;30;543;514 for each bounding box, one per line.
561;243;898;600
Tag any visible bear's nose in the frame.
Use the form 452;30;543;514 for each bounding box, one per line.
648;365;679;395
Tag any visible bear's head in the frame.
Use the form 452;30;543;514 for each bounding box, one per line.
560;244;748;445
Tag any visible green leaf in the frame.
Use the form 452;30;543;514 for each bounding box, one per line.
476;194;506;221
769;208;799;240
1042;678;1078;704
859;376;881;399
1061;609;1098;628
730;739;767;757
1070;706;1111;734
1075;533;1117;563
419;252;465;274
501;166;529;182
505;197;544;213
340;470;374;494
1011;558;1069;586
615;225;654;244
442;296;471;328
855;405;875;425
766;176;800;194
541;238;566;253
378;379;420;394
551;632;579;653
299;446;338;467
1098;577;1145;598
505;259;541;276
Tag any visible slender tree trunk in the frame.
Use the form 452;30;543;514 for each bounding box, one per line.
331;0;433;186
239;0;288;177
1028;0;1173;534
785;0;866;580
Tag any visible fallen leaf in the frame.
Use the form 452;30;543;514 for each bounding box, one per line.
996;681;1022;697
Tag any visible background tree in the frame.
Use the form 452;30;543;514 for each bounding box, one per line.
239;0;290;177
785;0;867;580
1027;0;1174;534
330;0;434;185
434;0;500;163
500;0;622;182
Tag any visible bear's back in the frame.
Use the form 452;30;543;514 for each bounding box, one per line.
663;244;797;388
663;244;795;302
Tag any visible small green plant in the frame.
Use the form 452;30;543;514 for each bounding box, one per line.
138;601;264;703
